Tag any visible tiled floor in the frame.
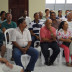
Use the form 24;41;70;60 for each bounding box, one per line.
1;53;72;72
32;65;72;72
32;57;72;72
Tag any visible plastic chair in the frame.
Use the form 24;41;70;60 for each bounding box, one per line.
57;47;64;65
4;28;15;60
4;28;31;69
34;41;53;66
21;54;31;69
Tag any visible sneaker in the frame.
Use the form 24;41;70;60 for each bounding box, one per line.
44;61;53;66
48;62;53;66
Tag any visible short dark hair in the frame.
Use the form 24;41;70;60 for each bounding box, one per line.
58;10;62;13
17;18;25;26
6;13;12;17
0;11;6;16
50;12;56;16
45;9;49;13
65;10;69;13
34;12;39;18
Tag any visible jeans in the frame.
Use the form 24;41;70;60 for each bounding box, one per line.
40;41;60;64
31;36;39;47
13;47;39;71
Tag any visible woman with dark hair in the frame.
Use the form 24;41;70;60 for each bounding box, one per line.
57;21;72;67
0;11;6;24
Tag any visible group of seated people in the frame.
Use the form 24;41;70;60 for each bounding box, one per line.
0;8;72;72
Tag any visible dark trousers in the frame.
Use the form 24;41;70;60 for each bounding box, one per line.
13;47;39;71
40;41;60;64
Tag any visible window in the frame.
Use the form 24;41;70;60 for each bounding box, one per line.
46;0;55;4
67;0;72;3
56;0;65;4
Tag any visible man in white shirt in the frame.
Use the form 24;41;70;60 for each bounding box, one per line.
19;10;31;28
11;18;39;72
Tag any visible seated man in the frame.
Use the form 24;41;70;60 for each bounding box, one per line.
1;12;17;33
29;12;43;47
50;12;61;29
0;56;24;72
11;18;39;72
40;19;60;66
0;13;17;58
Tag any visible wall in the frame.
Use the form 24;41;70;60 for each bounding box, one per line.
29;0;45;20
0;0;8;12
0;0;45;20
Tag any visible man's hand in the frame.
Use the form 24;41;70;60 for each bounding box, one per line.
47;39;54;42
6;62;13;69
21;48;28;54
2;28;6;33
36;36;40;40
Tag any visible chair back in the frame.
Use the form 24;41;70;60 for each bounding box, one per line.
4;28;15;48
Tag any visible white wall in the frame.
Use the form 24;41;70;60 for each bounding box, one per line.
0;0;8;12
0;0;45;20
29;0;45;20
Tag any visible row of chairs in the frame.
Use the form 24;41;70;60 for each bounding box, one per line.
4;28;64;68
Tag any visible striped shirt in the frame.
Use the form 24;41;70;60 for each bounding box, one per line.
29;20;43;36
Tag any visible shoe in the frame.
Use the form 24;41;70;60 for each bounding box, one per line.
44;62;53;66
66;62;72;67
71;62;72;65
44;62;48;66
48;62;53;66
25;70;31;72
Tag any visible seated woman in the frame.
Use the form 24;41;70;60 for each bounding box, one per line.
57;21;72;67
0;56;24;72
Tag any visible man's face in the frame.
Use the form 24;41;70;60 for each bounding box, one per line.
6;14;12;21
21;20;27;28
34;14;39;20
24;11;27;16
45;19;52;29
50;13;56;20
67;12;72;20
65;11;69;15
39;12;43;17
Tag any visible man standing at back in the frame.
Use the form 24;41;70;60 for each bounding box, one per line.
19;10;31;28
